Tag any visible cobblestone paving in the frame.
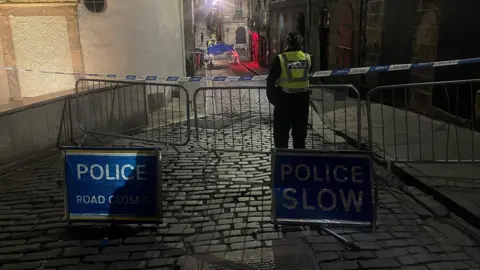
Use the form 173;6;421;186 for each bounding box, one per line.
1;64;480;269
133;62;348;152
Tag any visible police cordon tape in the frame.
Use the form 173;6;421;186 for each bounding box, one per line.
2;57;480;82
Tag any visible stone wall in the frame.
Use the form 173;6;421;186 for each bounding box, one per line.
363;0;385;86
0;83;149;169
409;0;441;113
0;2;82;101
411;0;440;84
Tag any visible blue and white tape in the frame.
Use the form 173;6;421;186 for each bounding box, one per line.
2;57;480;82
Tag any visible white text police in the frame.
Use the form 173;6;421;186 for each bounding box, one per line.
280;163;365;183
286;60;308;69
76;164;148;180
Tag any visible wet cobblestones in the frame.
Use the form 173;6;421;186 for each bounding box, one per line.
0;64;479;269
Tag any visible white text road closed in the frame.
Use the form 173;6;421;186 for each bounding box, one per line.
64;148;160;223
75;195;150;205
271;150;374;224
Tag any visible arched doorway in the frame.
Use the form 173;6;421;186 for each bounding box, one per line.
235;27;246;44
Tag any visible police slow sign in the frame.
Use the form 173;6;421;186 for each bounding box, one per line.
63;147;160;223
271;149;374;226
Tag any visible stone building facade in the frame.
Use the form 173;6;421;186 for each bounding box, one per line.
221;0;249;51
194;0;210;51
193;0;249;53
269;0;480;120
0;0;81;104
0;0;188;105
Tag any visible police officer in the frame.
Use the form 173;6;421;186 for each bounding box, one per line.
267;32;312;149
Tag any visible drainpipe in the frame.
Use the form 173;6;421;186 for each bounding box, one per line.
348;0;355;68
358;0;368;67
306;0;311;52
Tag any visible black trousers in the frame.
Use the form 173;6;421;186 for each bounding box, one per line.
273;91;310;149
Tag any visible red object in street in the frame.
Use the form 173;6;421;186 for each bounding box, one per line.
250;31;259;64
195;53;201;69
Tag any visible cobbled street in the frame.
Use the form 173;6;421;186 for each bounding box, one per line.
1;61;480;270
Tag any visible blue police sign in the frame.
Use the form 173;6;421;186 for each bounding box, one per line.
271;149;374;226
63;147;161;223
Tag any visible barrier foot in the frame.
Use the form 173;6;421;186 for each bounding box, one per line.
202;150;212;176
321;227;360;251
78;133;88;147
91;134;102;144
77;133;102;147
201;150;221;179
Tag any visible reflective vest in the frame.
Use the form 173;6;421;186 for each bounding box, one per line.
208;39;216;47
277;51;311;93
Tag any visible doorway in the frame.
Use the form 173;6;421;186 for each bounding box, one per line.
235;27;246;44
319;8;330;70
297;12;306;41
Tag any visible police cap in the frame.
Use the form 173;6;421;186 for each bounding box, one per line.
286;32;304;49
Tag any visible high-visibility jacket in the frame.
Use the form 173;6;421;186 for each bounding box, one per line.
277;51;311;93
208;39;217;47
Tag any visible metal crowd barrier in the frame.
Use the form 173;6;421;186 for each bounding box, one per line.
366;79;480;164
309;84;362;147
192;84;364;172
74;79;190;150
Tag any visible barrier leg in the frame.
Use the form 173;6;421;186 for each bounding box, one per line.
386;160;395;187
172;145;180;155
202;150;212;176
320;226;360;251
201;150;221;177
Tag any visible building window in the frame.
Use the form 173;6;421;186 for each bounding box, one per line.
84;0;106;13
234;0;243;19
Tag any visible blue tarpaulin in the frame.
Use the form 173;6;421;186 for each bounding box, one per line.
208;44;234;55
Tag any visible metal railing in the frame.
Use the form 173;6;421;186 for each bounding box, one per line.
366;79;480;164
193;86;273;154
309;84;362;147
192;85;364;170
74;79;191;147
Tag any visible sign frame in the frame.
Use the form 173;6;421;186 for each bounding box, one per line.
270;148;377;232
62;146;163;225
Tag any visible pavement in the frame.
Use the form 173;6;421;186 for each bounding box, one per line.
0;60;480;269
308;86;480;228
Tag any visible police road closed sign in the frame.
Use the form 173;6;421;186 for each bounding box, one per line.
64;148;160;223
271;149;374;225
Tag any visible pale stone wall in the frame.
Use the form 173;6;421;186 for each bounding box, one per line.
11;16;75;97
222;0;249;49
77;0;186;79
0;2;82;100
